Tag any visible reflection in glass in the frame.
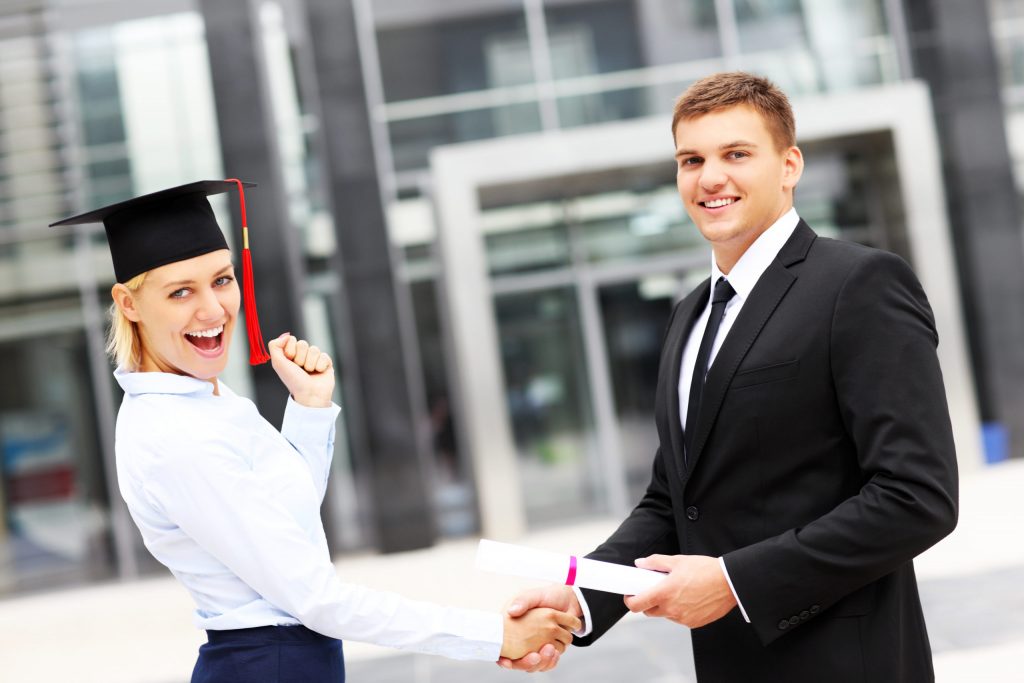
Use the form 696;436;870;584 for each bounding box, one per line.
544;0;644;78
556;86;648;128
576;188;703;260
376;8;533;102
734;0;894;94
485;220;572;275
598;278;681;500
495;287;605;525
408;279;478;537
0;329;116;594
388;103;543;171
479;164;700;269
794;132;903;251
259;1;337;262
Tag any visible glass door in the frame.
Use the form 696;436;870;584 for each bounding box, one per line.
595;272;691;502
494;286;606;526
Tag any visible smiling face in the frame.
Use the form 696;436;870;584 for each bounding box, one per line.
673;104;803;273
113;249;239;382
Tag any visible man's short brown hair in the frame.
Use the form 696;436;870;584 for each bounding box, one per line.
671;72;796;151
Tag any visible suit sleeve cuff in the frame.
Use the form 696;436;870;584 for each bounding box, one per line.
719;556;750;623
572;586;594;637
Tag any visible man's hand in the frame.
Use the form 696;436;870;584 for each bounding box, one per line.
268;333;335;407
498;586;581;673
623;554;737;628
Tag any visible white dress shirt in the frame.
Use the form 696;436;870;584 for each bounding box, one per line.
114;368;502;661
574;207;800;635
680;207;800;623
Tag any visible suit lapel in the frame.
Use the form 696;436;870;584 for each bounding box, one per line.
662;279;710;477
684;221;817;476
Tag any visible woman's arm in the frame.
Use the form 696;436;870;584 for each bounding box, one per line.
142;432;577;661
270;333;340;498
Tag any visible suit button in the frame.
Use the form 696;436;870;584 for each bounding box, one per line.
800;610;810;620
809;605;820;615
778;619;789;631
686;506;700;521
788;616;800;626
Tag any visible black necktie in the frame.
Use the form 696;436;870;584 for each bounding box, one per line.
684;277;736;466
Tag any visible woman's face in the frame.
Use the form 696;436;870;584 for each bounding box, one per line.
120;249;239;381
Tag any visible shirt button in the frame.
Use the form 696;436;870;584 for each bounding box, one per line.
686;506;700;521
778;619;789;631
788;616;800;626
800;610;810;620
810;605;820;615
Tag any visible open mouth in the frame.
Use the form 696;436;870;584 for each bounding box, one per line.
185;324;225;355
700;197;738;209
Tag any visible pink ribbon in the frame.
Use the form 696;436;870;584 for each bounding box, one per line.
565;555;578;586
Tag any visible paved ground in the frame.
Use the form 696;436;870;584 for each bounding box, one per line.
346;565;1024;683
1;459;1021;682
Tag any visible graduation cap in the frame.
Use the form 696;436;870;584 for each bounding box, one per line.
50;179;271;365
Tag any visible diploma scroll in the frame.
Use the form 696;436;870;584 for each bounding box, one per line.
475;539;666;596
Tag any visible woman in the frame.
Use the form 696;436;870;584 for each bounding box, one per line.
51;180;578;682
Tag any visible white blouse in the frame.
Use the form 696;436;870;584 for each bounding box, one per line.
113;368;502;661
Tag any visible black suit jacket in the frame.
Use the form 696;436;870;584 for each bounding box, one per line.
574;222;959;682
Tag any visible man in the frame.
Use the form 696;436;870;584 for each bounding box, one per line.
501;72;958;681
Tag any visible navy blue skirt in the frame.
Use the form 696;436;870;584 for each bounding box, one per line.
192;625;344;683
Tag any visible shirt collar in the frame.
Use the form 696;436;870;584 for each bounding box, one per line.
114;366;217;397
710;207;800;302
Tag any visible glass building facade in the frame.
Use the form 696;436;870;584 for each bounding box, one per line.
0;0;1019;595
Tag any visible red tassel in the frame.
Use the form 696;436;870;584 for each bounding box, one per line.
227;178;270;365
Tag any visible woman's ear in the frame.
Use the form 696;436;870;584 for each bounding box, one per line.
112;283;142;322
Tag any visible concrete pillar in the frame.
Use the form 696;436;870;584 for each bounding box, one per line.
301;0;438;552
903;0;1024;460
197;0;305;425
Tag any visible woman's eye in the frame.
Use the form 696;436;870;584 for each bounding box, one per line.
728;151;748;160
681;157;702;166
214;275;234;287
170;288;189;299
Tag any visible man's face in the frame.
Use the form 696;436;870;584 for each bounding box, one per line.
673;104;802;262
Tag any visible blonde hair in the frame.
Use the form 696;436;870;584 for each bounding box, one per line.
107;272;147;370
672;72;796;151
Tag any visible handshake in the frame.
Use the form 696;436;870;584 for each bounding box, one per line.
499;585;582;673
488;539;739;673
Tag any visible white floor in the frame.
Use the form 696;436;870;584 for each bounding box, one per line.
1;460;1021;683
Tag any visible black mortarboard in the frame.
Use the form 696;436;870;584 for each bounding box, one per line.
50;179;270;365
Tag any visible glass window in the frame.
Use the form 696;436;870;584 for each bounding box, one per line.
991;0;1024;90
387;103;543;172
69;12;223;211
0;32;64;235
258;1;338;262
0;323;117;594
480;163;702;267
555;85;650;128
796;131;909;259
733;0;895;94
544;0;645;78
483;201;572;276
375;4;533;102
544;0;721;75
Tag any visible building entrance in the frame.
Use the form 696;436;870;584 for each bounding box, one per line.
432;84;981;537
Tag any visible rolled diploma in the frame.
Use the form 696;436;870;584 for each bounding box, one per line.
476;539;666;595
